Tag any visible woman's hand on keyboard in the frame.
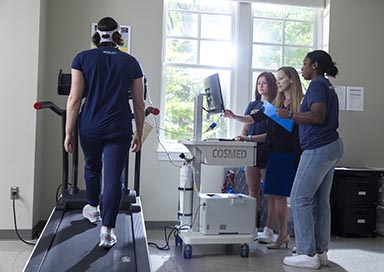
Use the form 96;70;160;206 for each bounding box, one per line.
234;135;247;142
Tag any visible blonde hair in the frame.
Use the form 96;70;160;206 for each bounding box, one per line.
274;66;303;113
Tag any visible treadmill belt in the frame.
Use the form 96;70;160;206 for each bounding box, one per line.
39;210;137;271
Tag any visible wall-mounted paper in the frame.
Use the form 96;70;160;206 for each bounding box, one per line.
346;86;364;111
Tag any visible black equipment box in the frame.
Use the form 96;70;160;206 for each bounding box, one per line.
332;168;379;237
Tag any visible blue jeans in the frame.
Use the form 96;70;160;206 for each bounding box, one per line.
290;138;343;255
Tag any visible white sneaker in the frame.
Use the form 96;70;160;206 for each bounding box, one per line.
283;254;321;269
292;246;297;253
82;204;101;223
253;228;259;241
258;227;274;244
317;252;329;266
99;230;117;248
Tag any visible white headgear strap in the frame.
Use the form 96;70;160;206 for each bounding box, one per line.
97;27;120;44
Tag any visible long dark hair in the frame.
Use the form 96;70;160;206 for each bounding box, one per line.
255;71;277;101
92;17;124;47
306;50;338;77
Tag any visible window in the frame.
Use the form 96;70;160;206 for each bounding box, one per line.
162;0;234;145
161;0;323;147
251;3;321;92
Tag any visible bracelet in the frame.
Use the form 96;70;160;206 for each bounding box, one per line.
248;135;252;142
288;111;293;119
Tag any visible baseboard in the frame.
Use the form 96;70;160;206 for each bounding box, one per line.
0;229;34;240
0;220;46;240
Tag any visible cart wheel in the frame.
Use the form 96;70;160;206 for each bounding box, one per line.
240;244;249;258
175;234;183;247
182;244;192;259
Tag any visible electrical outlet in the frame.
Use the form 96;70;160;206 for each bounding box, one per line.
10;186;19;200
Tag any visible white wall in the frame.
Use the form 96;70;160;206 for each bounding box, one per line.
328;0;384;168
1;0;384;232
0;0;42;230
39;0;171;222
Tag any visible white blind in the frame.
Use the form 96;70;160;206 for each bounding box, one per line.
233;0;325;8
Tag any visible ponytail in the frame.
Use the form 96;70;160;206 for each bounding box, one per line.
306;50;338;77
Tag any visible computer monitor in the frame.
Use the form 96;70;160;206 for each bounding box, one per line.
203;73;225;115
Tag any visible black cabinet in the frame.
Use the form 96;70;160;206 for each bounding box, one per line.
331;168;380;237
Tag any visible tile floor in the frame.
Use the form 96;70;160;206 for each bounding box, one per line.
1;230;383;272
148;230;384;272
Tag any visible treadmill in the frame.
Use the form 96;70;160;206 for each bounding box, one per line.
24;71;154;272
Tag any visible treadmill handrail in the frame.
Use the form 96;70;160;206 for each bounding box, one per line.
34;99;160;196
34;101;65;116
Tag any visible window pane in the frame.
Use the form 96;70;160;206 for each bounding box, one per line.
253;3;284;18
168;0;232;13
285;21;313;46
166;39;198;63
164;66;231;141
285;6;315;20
253;19;283;44
168;0;199;12
198;1;232;13
252;44;281;70
164;66;199;141
284;46;312;70
167;11;198;37
201;14;232;40
200;40;233;66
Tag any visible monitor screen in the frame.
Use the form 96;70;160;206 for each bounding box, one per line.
203;73;225;115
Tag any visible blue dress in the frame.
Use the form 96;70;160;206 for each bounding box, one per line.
251;109;301;197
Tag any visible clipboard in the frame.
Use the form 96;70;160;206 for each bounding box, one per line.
263;101;294;132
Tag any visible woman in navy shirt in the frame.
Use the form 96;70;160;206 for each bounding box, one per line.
236;72;277;242
278;50;343;269
64;17;145;248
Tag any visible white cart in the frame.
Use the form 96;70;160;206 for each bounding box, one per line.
177;139;257;258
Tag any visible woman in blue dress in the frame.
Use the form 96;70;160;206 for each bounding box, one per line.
225;66;303;249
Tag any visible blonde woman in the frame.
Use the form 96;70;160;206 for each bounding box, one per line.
224;66;303;249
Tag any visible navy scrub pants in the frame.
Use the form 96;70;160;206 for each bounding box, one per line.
80;133;132;228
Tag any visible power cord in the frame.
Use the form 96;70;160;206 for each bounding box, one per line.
145;117;183;169
147;225;186;250
12;196;36;246
147;203;205;251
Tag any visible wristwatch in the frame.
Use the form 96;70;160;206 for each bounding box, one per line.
288;111;293;119
248;135;252;142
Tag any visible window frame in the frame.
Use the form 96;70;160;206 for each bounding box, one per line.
158;0;324;159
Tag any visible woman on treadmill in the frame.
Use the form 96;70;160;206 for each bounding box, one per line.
64;17;145;248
